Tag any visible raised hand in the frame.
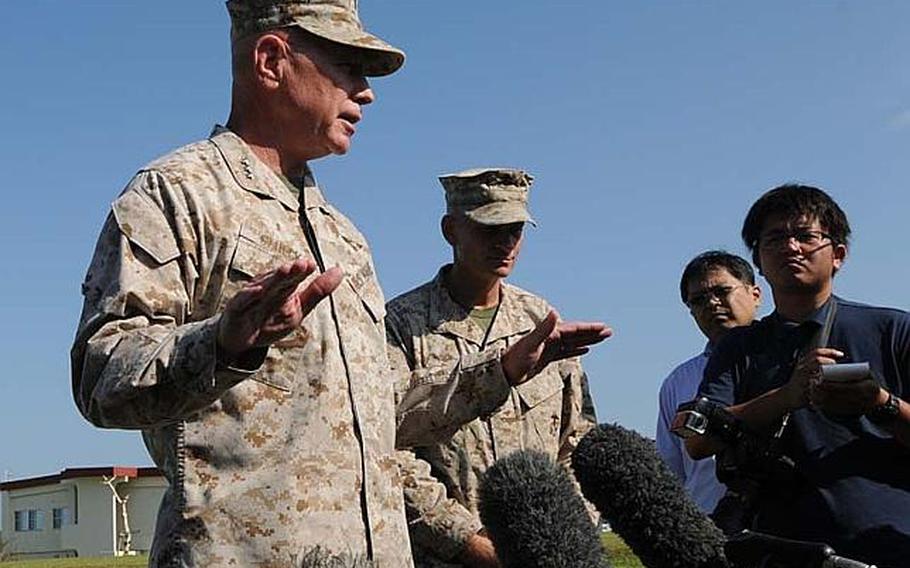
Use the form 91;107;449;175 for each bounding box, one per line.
781;347;844;410
501;310;612;386
217;258;344;363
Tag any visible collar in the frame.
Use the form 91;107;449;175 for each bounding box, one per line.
771;294;837;329
427;265;536;346
208;125;303;213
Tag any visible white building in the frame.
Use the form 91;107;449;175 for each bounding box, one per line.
0;466;165;560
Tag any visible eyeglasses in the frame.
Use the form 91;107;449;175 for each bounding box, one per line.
757;230;832;251
686;285;744;310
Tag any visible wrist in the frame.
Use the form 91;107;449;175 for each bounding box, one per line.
866;388;901;426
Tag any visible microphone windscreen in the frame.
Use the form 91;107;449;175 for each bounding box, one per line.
572;423;729;568
478;449;611;568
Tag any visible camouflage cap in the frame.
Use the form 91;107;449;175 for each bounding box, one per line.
226;0;405;77
440;168;537;227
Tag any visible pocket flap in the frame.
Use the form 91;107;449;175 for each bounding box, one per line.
112;191;180;265
516;371;563;409
230;235;274;279
348;262;386;323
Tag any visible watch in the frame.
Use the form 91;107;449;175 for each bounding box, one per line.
866;390;902;426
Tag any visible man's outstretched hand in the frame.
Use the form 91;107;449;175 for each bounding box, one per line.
501;310;612;386
217;258;344;363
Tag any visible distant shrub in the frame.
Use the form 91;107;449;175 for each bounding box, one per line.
0;534;11;561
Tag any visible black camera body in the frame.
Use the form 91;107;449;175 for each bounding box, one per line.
672;397;743;443
672;397;804;535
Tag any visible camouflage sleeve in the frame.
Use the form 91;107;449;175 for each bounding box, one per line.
386;312;511;448
71;172;262;429
397;450;482;562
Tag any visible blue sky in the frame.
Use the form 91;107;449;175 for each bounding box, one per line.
1;1;909;481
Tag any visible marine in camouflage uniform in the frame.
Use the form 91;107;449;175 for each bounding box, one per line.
71;2;413;566
387;169;605;567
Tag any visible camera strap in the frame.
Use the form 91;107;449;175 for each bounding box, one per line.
774;299;838;438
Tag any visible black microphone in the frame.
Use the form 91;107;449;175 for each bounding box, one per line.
571;423;730;568
725;530;876;568
478;449;611;568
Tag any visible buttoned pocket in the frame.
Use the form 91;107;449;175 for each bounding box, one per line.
516;369;565;452
229;231;276;279
225;226;305;393
347;261;386;324
516;370;563;409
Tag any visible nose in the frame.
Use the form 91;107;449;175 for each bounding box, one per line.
784;235;802;253
352;76;375;106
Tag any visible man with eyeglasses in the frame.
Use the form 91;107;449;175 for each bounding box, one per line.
656;251;761;513
686;184;910;567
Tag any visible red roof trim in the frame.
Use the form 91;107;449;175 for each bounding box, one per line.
0;466;161;491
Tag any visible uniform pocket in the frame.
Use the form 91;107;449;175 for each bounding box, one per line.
226;226;303;393
347;261;386;324
229;232;275;279
516;370;563;409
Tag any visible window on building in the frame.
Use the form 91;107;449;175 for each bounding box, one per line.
14;510;26;531
52;507;72;529
27;509;44;531
14;509;45;531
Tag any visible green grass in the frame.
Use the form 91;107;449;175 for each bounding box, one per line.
603;531;645;567
0;556;146;568
0;537;642;568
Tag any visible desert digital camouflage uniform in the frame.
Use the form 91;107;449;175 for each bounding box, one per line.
72;0;412;565
387;273;598;566
72;128;412;567
386;168;597;566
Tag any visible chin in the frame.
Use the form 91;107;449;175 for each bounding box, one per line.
330;143;351;156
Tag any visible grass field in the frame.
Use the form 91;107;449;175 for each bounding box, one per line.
0;557;146;568
1;534;643;567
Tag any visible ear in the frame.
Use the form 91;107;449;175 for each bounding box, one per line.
831;243;848;274
252;33;290;89
441;215;457;247
752;250;764;277
751;283;762;308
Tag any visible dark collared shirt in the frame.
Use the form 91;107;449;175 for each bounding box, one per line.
699;296;910;567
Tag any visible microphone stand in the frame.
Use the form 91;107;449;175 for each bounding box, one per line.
724;530;877;568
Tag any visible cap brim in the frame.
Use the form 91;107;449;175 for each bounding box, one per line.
294;22;405;77
465;203;537;227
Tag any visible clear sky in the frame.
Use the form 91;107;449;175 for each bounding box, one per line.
1;1;909;481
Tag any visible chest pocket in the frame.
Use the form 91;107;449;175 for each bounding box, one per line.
347;260;386;324
516;370;564;410
515;370;565;448
312;205;386;325
225;225;308;393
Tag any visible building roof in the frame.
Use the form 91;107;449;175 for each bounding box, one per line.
0;467;162;491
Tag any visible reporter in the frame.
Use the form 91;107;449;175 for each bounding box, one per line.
685;184;910;568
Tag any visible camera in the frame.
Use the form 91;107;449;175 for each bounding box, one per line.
671;397;744;443
671;397;804;535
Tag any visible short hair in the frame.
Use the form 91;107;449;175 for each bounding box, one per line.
679;250;756;304
741;184;851;268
